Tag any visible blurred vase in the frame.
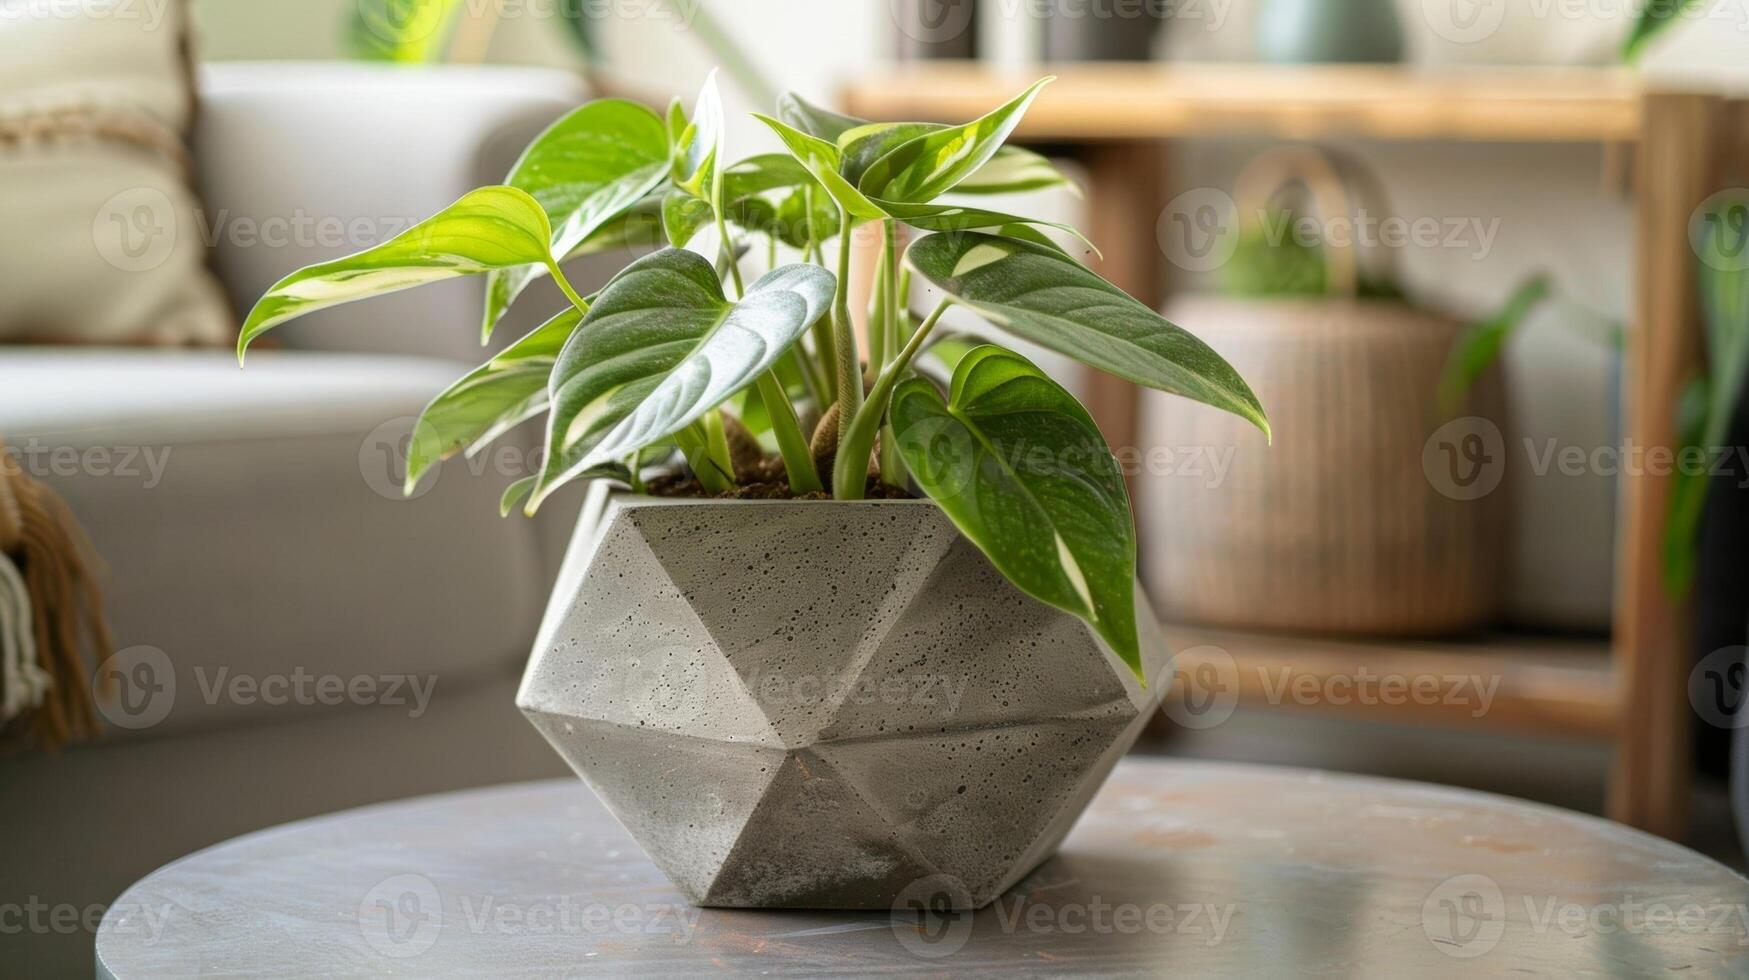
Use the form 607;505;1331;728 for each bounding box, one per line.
1255;0;1404;63
1040;5;1163;61
893;0;979;60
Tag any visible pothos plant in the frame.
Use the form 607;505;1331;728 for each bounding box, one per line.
237;72;1268;678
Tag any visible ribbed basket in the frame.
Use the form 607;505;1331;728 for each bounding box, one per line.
1140;147;1503;636
1142;296;1504;635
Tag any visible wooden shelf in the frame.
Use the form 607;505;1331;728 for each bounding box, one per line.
843;62;1643;143
1159;627;1616;741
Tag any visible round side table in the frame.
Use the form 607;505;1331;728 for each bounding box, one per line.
97;758;1749;976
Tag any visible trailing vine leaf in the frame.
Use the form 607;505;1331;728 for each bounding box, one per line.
673;70;724;200
881;200;1096;258
955;146;1079;197
239;186;555;360
891;345;1141;676
906;232;1269;438
483;99;671;338
406;308;583;491
856;78;1052;205
530;249;834;509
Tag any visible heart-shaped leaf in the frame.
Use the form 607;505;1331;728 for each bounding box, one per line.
891;345;1141;675
531;249;833;509
674;71;724;200
239;185;554;359
482;99;672;338
722;153;814;200
906;232;1270;438
405;307;583;491
857;78;1052;205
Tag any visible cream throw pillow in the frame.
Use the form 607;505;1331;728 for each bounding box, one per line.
0;0;232;345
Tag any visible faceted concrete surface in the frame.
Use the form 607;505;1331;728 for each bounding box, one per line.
517;497;1171;909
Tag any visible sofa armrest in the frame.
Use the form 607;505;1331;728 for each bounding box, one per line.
195;62;587;363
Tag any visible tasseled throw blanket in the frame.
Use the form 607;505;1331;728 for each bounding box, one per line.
0;438;112;750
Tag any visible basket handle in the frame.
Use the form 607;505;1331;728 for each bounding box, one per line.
1232;145;1361;299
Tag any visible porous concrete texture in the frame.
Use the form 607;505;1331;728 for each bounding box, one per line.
517;497;1171;910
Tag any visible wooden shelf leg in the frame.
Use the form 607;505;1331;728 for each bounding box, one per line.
1610;93;1720;839
1079;140;1167;503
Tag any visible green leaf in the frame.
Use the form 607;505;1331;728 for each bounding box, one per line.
857;78;1053;205
751;113;887;221
906;232;1270;438
881;201;1096;258
722;153;814;200
775;91;865;141
483;99;671;338
239;185;553;359
891;345;1141;676
1437;275;1553;418
531;249;834;509
405;308;582;492
662;190;714;247
674;70;724;199
1624;0;1701;61
955;146;1078;197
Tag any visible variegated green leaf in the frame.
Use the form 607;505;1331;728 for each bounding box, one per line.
906;232;1269;438
891;345;1140;676
856;78;1052;205
239;186;554;359
531;249;834;509
405;308;582;491
751;113;886;221
775;90;865;141
482;99;672;339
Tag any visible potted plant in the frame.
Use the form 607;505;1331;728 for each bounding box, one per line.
237;72;1267;910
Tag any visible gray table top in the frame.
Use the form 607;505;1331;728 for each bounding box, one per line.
98;758;1749;978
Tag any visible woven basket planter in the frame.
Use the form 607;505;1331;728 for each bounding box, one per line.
1140;294;1504;636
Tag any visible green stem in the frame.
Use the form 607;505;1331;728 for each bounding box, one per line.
676;422;734;494
833;299;953;499
878;220;905;485
831;207;863;460
714;210;745;299
549;260;589;316
867;226;890;375
757;371;822;495
803;187;837;404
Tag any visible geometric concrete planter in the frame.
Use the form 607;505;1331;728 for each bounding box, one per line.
518;496;1171;910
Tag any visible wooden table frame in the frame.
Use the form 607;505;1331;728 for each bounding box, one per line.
846;63;1746;841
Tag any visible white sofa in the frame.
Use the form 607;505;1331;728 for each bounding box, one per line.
0;63;615;974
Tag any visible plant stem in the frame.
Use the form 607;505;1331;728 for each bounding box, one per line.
676;422;735;494
757;371;822;495
830;207;863;472
714;210;745;299
803;187;837;405
549;261;590;316
877;220;906;486
867;228;890;375
832;298;953;499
